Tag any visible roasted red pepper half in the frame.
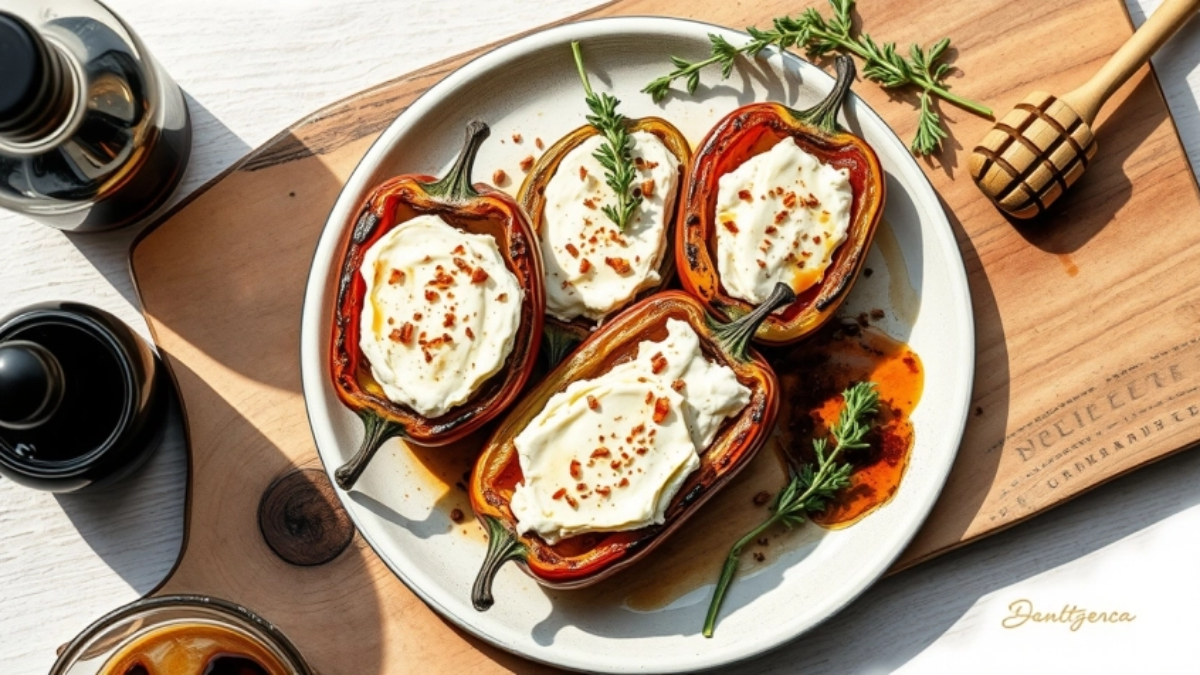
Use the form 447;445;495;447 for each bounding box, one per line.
517;117;691;366
330;121;544;490
677;55;885;345
470;282;794;610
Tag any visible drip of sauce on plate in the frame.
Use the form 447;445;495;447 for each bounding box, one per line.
591;322;922;612
774;322;924;528
395;430;490;542
872;218;920;328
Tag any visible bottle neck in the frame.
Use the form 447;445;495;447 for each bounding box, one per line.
0;12;77;148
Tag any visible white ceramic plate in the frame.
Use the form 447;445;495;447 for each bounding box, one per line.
301;16;973;673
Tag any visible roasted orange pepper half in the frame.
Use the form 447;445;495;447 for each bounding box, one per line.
677;55;884;345
330;121;544;490
517;117;691;366
470;282;794;610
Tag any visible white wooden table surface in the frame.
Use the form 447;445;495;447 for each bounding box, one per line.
3;0;1200;672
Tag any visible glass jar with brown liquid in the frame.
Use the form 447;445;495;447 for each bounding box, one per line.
50;595;313;675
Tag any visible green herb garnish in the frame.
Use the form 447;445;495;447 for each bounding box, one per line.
702;380;880;637
642;0;992;155
572;40;642;231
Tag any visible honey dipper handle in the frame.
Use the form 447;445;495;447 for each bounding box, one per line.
1064;0;1200;124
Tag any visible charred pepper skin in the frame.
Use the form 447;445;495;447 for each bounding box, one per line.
470;283;794;611
518;117;692;367
676;55;885;346
329;121;545;491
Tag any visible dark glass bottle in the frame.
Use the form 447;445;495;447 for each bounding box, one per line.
0;302;170;491
0;2;191;232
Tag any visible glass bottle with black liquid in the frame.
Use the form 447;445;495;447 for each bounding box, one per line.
0;1;191;232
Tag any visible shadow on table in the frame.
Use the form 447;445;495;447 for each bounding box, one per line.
734;444;1200;673
63;91;253;314
54;385;187;595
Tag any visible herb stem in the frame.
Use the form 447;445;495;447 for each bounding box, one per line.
571;41;595;99
571;41;642;231
703;515;781;637
642;0;993;155
702;381;880;637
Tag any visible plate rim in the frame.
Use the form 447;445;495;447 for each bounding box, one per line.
299;14;975;673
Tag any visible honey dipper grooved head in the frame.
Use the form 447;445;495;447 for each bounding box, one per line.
969;91;1098;220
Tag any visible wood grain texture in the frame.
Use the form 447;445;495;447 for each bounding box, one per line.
121;1;1200;674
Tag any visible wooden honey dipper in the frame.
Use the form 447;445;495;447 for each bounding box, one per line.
970;0;1200;219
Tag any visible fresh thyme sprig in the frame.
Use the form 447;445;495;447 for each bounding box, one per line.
702;381;880;637
641;0;992;155
571;41;641;231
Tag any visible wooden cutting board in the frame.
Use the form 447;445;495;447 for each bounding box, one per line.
129;0;1200;672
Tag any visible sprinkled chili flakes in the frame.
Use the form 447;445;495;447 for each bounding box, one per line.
535;137;544;150
388;269;405;284
497;293;508;302
782;191;797;208
587;395;599;411
428;268;455;288
737;189;753;202
671;379;685;392
493;169;507;185
465;327;475;340
519;155;534;172
774;210;789;224
640;179;656;198
605;257;632;275
564;242;580;258
569;460;582;479
424;289;440;302
652;396;670;424
618;477;630;488
512;132;523;143
590;446;610;458
583;198;597;210
650;352;668;375
471;267;489;283
579;258;592;274
722;219;739;234
579;166;588;180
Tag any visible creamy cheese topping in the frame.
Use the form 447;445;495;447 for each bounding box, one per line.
358;214;523;418
714;136;853;305
510;319;750;544
539;131;680;321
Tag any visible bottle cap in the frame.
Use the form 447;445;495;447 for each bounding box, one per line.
0;341;64;430
0;12;47;131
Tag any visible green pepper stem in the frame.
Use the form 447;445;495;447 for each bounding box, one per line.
795;54;855;134
334;410;405;491
472;515;528;611
542;322;584;370
710;282;796;361
422;120;490;201
702;514;782;637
